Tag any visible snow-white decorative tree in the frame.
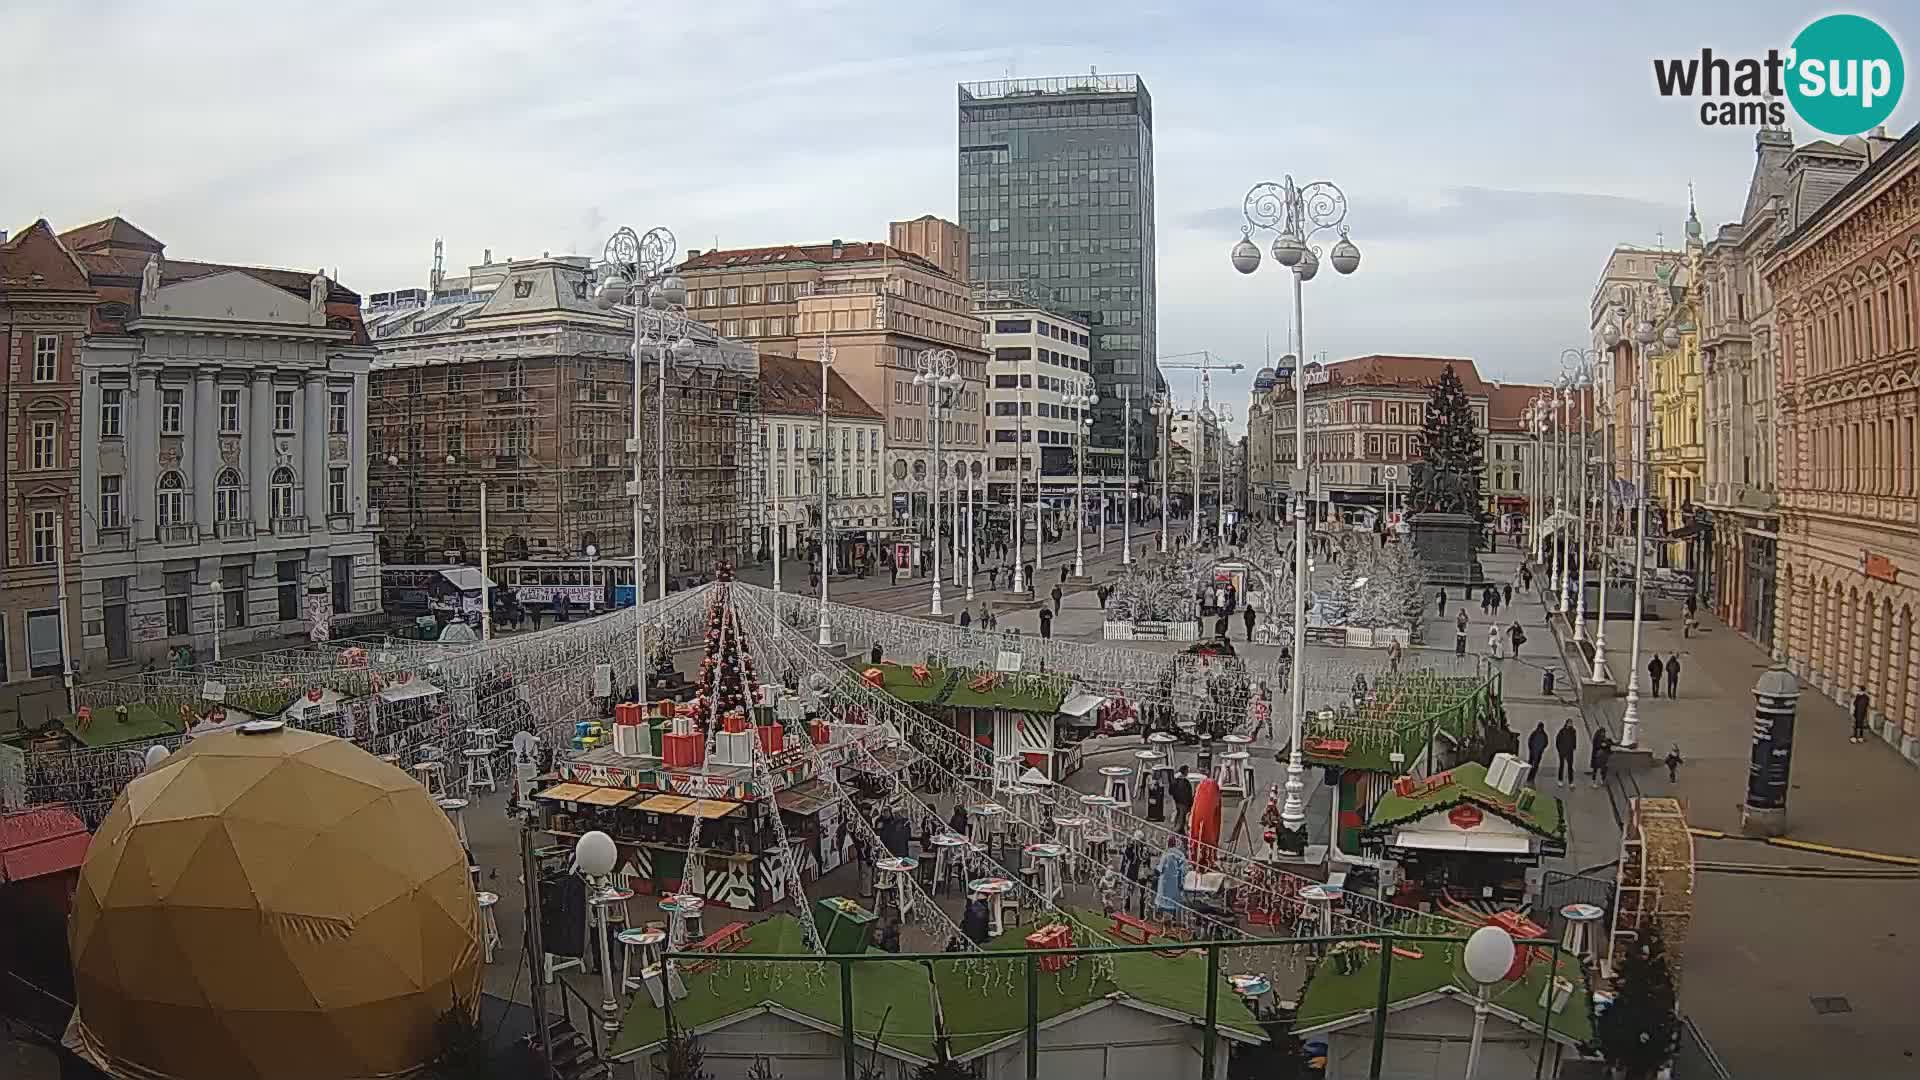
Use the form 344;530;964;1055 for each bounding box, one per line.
1107;554;1199;623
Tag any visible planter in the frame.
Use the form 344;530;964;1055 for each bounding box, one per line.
1103;620;1201;642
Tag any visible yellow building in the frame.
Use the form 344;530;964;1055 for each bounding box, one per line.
1649;201;1707;570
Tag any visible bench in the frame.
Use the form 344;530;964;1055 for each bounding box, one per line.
1110;911;1157;945
687;922;751;972
1153;922;1193;958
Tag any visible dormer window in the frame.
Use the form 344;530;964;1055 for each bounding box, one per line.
513;279;534;299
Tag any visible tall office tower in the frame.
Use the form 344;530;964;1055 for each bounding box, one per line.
958;73;1158;478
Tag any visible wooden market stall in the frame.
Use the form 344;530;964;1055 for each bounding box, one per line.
1360;760;1565;907
861;662;1089;781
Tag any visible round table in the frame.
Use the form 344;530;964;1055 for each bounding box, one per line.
660;893;705;949
877;856;920;917
475;891;500;963
435;796;471;845
1228;972;1273;1013
968;876;1016;936
616;927;667;989
1559;902;1606;958
1097;765;1135;803
1222;733;1252;746
928;832;970;893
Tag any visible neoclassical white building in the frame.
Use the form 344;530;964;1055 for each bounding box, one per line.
64;219;379;671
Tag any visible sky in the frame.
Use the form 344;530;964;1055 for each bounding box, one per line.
6;0;1914;432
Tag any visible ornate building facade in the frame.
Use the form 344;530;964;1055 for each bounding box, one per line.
1767;124;1920;765
1650;219;1705;574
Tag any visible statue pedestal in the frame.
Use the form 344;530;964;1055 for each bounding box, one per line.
1409;512;1485;585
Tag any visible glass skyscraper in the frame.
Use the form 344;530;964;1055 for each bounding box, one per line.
958;74;1159;473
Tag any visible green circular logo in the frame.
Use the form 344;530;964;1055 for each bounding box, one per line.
1787;14;1904;136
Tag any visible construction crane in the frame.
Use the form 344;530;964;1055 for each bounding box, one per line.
1156;351;1244;544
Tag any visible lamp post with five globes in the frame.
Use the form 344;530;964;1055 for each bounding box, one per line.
1601;295;1675;749
914;349;962;616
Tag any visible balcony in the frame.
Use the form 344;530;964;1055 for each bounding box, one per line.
218;520;253;541
273;516;309;538
160;523;199;546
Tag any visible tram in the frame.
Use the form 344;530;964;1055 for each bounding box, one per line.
497;560;638;611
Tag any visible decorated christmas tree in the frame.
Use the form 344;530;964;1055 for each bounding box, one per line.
688;563;757;730
1409;363;1486;525
1597;927;1682;1080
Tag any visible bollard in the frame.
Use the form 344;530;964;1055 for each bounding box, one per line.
1741;663;1800;837
1541;668;1555;696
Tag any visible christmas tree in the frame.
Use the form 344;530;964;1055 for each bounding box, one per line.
1409;363;1486;525
688;564;757;729
1596;927;1682;1080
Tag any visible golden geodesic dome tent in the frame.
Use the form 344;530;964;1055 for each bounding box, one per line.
66;722;481;1080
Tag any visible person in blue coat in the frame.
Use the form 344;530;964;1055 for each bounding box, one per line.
1153;833;1188;919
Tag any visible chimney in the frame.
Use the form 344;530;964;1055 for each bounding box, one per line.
0;229;8;244
831;239;844;259
483;248;492;264
686;249;701;259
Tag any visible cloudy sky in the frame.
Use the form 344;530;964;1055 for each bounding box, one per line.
6;0;1913;422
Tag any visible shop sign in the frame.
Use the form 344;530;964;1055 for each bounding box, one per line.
1447;804;1485;830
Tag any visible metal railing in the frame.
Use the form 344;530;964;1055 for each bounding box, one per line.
644;930;1579;1080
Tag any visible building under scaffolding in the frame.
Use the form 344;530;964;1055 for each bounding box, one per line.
363;248;760;591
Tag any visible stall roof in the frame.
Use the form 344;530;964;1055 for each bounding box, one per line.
1058;692;1106;722
864;662;1070;715
1388;829;1533;854
574;787;639;808
440;567;497;592
775;779;837;816
534;782;599;803
377;678;443;703
635;793;695;814
633;793;741;820
1365;761;1565;842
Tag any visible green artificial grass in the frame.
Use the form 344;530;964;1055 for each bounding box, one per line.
611;910;1265;1062
1294;936;1593;1045
60;703;182;747
1366;761;1564;841
865;662;954;706
865;662;1069;716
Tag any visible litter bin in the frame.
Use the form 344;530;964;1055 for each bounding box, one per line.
1542;668;1556;695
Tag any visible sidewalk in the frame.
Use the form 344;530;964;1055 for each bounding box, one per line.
1540;555;1920;1080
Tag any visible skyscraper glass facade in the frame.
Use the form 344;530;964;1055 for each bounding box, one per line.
958;74;1158;472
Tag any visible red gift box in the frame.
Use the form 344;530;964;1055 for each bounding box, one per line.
808;720;831;747
615;702;643;727
1025;923;1073;972
662;731;705;769
756;724;784;755
722;712;748;734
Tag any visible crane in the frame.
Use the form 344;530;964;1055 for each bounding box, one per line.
1156;351;1245;545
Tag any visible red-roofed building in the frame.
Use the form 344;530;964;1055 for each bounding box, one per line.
0;221;93;727
0;806;88;903
755;355;889;572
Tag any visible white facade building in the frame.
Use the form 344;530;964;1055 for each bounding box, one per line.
64;219;379;670
756;354;890;572
982;303;1111;519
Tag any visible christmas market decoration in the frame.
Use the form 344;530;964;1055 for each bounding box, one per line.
67;725;479;1080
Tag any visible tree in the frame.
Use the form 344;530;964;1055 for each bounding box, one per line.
1596;926;1682;1080
426;1000;494;1080
661;1031;713;1080
1409;363;1486;521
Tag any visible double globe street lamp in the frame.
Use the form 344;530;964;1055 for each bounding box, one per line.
1068;376;1098;578
914;348;962;616
1232;175;1361;829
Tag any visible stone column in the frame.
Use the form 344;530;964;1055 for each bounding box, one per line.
193;370;217;533
302;372;326;528
1742;664;1800;837
133;368;160;537
250;371;274;531
349;372;369;529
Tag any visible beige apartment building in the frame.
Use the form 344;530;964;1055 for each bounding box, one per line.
679;222;989;541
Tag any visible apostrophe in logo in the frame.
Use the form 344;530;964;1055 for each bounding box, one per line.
1786;14;1903;136
1652;14;1904;135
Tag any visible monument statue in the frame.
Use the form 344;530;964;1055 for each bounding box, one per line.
1409;461;1475;517
141;255;162;303
309;271;329;315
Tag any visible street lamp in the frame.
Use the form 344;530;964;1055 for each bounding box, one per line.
572;830;623;1035
437;453;492;639
1068;376;1097;578
1462;924;1517;1079
965;459;979;601
1604;294;1662;749
814;336;835;646
1234;174;1361;829
208;578;224;664
596;224;691;703
1215;403;1236;544
1122;386;1136;564
913;348;962;616
1150;392;1174;554
1554;373;1574;616
1563;348;1602;656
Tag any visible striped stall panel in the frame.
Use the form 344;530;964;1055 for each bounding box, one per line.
703;858;755;910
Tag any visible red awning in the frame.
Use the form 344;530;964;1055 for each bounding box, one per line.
0;833;90;883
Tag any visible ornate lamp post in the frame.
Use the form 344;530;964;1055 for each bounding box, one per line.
1190;401;1210;549
814;336;835;646
1555;373;1574;615
1232;174;1362;828
1563;348;1601;648
965;460;979;601
914;348;962;616
1602;295;1668;748
1068;376;1097;578
1215;403;1236;544
1122;385;1135;564
1150;392;1173;553
596;225;691;696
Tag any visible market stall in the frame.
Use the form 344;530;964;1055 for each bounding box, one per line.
1361;760;1565;907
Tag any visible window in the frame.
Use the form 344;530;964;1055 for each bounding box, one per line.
223;564;248;628
29;508;57;565
26;609;63;677
103;577;130;662
703;288;719;306
215;468;244;522
767;284;786;302
157;471;187;527
448;369;464;392
447;426;465;455
161;388;183;434
724;287;740;305
745;318;763;337
766;317;785;336
32;334;57;382
505;483;528;510
745;286;762;303
277;560;301;622
330;391;350;434
95;474;125;529
219;388;241;432
165;571;192;636
100;388;123;437
332;555;353;616
328;467;349;515
447;484;465;512
30;420;57;470
274;390;295;432
270;466;297;520
722;320;739;338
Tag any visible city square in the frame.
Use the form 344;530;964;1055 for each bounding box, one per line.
3;6;1920;1080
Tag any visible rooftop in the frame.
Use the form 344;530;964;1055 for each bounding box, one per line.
1295;934;1593;1046
1306;355;1491;396
681;241;941;276
0;219;92;293
1365;760;1567;842
758;354;882;420
959;74;1146;100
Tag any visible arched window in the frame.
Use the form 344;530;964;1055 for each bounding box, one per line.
270;467;296;520
156;471;187;526
215;468;243;522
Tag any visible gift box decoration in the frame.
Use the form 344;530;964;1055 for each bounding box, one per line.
662;731;705;769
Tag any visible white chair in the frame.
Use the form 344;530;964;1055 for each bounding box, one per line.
476;891;501;963
463;748;497;794
412;761;446;799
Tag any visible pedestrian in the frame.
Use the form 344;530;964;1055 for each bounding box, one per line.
1038;606;1053;640
1490;588;1501;616
1242;605;1257;642
1664;654;1680;697
1098;585;1111;610
1387;638;1403;673
1647;654;1664;698
984;604;997;631
1487;625;1501;658
1051;583;1063;615
1023;562;1034;591
1437;589;1448;617
958;608;971;628
1481;587;1492;616
1169;765;1195;833
1852;686;1870;743
1060;563;1070;586
1509;619;1525;655
1664;744;1684;782
1521;566;1533;591
1525;721;1549;782
1554;718;1578;787
890;561;899;586
1455;624;1468;657
1502;583;1512;608
1589;729;1612;788
1455;610;1469;638
1215;613;1230;639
